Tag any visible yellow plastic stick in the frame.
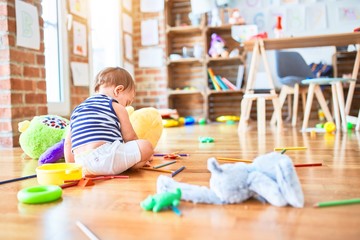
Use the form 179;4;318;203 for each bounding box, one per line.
217;157;252;163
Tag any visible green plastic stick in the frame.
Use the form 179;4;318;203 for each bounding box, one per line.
314;198;360;208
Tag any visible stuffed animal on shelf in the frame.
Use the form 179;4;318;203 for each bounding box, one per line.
208;33;228;58
157;152;304;208
20;107;163;165
141;188;182;212
228;9;245;25
18;115;69;160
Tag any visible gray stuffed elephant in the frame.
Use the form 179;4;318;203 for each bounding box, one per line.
157;152;304;208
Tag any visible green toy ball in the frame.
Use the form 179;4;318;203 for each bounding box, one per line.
347;122;354;130
19;115;69;159
198;118;207;125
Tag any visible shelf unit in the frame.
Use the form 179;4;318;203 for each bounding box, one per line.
165;0;246;121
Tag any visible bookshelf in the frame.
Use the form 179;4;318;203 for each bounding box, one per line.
165;0;246;121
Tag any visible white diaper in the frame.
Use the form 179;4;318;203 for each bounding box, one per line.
75;140;141;175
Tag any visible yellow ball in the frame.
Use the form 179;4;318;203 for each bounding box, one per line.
324;122;336;133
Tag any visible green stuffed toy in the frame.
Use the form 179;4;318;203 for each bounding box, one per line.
18;115;69;159
140;188;182;212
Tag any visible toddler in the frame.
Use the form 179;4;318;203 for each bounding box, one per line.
64;67;153;175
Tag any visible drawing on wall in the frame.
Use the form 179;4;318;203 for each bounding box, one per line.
306;4;327;31
69;0;87;18
141;19;159;46
337;6;360;22
124;33;133;61
252;12;266;32
15;0;40;50
139;48;163;68
70;62;89;86
286;7;305;32
73;21;87;57
245;0;261;8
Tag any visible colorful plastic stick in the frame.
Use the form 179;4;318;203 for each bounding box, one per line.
274;146;307;151
76;221;100;240
0;174;37;185
140;167;173;174
294;163;322;167
217;157;252;163
153;160;177;169
314;198;360;208
171;166;185;177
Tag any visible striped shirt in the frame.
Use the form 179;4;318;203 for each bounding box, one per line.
70;94;123;151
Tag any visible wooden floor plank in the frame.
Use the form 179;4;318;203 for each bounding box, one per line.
1;122;360;239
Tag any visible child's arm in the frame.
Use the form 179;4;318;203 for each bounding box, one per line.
64;130;75;163
113;102;138;142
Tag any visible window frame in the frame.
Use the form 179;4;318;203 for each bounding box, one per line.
45;0;70;116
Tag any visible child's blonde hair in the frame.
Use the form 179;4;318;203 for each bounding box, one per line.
94;67;135;92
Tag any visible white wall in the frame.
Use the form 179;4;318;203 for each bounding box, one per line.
231;0;360;88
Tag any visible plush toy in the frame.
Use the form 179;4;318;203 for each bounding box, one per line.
140;188;181;212
229;9;245;25
19;115;69;160
20;107;163;165
208;33;228;58
157;152;304;208
126;106;163;148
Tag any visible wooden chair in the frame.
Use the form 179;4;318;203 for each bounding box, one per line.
238;39;283;134
270;51;311;127
301;77;356;132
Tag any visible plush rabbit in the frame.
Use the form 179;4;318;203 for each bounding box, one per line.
157;152;304;208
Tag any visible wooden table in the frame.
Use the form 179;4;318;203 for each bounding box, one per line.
240;32;360;132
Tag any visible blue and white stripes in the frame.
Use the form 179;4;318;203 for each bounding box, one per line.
70;94;123;151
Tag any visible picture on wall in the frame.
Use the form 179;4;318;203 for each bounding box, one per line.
15;0;40;50
73;21;87;57
69;0;87;18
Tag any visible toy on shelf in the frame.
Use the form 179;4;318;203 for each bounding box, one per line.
140;188;182;212
208;33;228;58
157;152;304;208
228;9;245;25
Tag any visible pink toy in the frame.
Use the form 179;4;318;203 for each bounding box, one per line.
208;33;227;58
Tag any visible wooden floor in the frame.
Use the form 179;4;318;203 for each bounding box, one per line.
1;122;360;240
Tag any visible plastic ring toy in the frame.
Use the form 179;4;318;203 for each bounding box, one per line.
17;185;62;204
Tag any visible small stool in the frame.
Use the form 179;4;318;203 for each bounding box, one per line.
301;78;355;132
238;93;283;134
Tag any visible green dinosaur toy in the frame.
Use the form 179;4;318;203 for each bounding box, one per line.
140;188;181;212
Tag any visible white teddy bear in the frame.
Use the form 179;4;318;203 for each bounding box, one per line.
157;152;304;208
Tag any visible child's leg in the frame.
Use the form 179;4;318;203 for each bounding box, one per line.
75;140;143;175
130;139;154;169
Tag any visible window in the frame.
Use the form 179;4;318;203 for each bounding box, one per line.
89;0;122;89
42;0;70;116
